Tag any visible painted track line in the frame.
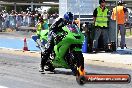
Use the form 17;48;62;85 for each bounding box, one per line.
0;85;8;88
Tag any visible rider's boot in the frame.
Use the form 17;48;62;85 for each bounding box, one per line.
39;34;54;72
45;61;55;72
39;65;44;72
39;43;53;72
39;51;48;72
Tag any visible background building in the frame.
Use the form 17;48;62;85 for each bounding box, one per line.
59;0;98;17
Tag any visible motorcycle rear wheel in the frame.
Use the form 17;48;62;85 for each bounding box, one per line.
66;51;84;76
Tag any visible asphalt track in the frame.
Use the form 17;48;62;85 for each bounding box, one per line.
0;52;132;88
0;32;132;88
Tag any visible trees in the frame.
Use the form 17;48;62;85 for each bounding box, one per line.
47;7;58;15
5;5;30;13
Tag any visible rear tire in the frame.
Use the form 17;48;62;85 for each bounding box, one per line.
65;51;84;76
76;76;86;85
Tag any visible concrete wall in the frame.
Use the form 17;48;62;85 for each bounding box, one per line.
59;0;99;17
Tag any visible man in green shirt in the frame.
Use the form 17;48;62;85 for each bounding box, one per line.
92;0;109;53
32;17;48;47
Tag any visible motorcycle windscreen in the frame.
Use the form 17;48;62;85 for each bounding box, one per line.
67;24;80;33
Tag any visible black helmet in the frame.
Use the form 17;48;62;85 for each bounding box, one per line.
64;12;73;22
99;0;106;4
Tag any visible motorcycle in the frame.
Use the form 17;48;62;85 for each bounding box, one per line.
39;23;85;76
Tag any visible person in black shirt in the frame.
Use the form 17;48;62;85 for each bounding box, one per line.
92;0;110;53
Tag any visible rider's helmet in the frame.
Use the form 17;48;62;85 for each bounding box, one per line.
64;12;74;22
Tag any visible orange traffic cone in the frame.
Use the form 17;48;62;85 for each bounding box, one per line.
23;37;29;51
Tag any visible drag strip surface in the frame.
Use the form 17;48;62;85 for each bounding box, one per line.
0;52;131;88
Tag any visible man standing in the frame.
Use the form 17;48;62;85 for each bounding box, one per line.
92;0;109;52
32;17;45;47
111;0;128;49
0;13;4;32
42;10;48;20
2;10;9;29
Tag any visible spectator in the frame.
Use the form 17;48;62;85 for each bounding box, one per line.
111;0;128;49
42;10;48;20
9;12;16;29
2;10;9;29
32;17;46;47
16;13;22;28
0;13;4;32
23;12;28;26
30;14;35;27
92;0;110;53
27;13;32;27
0;10;56;31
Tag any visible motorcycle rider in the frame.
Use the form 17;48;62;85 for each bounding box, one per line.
39;12;74;72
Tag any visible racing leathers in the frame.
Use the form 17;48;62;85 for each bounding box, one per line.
39;18;67;72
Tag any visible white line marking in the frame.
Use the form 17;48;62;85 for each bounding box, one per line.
0;86;8;88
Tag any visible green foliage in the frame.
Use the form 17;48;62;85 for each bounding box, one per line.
5;6;14;13
4;5;30;13
47;7;59;15
126;30;132;37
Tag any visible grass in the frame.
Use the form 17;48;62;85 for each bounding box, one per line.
126;30;132;37
117;29;132;37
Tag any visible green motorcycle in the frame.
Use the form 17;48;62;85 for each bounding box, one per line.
40;24;85;75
